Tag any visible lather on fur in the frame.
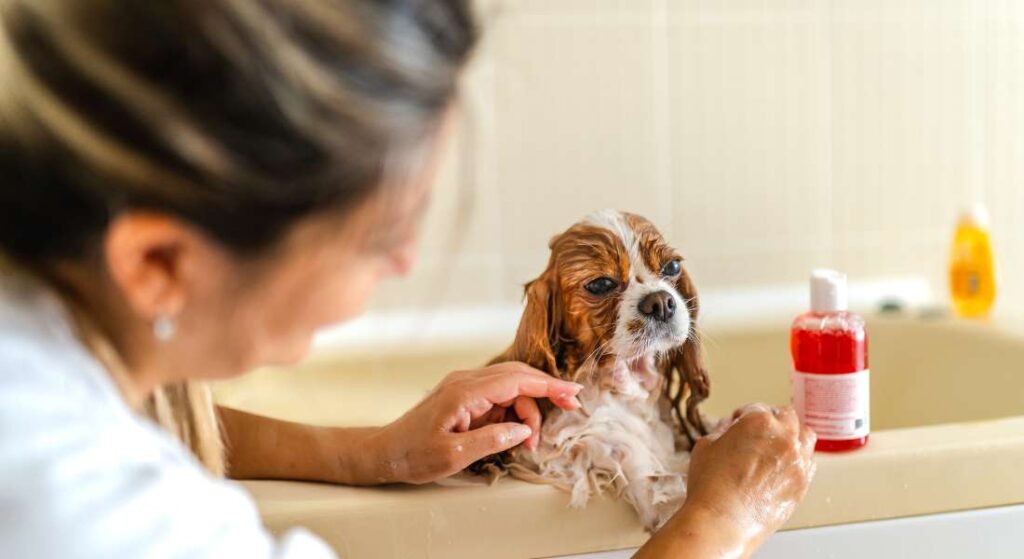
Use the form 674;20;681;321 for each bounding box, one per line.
482;210;711;531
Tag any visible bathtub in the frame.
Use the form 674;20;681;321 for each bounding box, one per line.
214;282;1024;558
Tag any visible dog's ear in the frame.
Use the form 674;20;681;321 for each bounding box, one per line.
490;270;562;376
662;265;710;444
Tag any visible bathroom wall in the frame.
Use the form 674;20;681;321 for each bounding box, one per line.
370;0;1024;314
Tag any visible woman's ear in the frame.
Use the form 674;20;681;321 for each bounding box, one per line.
103;212;222;322
490;270;561;376
663;267;710;444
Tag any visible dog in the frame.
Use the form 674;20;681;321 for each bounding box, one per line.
483;209;711;531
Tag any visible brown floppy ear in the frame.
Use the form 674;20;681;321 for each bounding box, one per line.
489;270;562;377
662;266;711;445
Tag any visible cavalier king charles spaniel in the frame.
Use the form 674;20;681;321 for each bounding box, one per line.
482;209;711;531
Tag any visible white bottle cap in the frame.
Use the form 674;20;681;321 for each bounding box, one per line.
959;203;990;228
810;269;848;313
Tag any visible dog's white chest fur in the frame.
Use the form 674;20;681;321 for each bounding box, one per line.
508;358;690;531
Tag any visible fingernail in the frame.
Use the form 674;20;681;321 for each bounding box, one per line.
570;383;584;393
510;424;532;441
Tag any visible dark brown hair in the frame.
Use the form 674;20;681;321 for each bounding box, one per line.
0;0;477;473
0;0;477;266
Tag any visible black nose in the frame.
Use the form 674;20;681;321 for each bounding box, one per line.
638;291;676;322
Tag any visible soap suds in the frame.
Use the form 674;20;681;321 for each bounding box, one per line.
507;358;701;531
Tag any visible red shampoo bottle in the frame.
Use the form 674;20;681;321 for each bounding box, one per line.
790;270;869;452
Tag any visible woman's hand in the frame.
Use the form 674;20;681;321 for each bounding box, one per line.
636;404;817;559
371;362;583;485
218;363;581;487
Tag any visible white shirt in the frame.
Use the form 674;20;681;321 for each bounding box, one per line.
0;275;336;559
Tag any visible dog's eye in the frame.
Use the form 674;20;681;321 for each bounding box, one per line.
661;260;682;277
584;277;618;296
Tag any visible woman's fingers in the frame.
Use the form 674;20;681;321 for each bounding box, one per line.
727;403;801;436
480;363;584;410
454;422;533;462
513;396;542;450
427;362;587;470
774;405;801;434
482;361;560;381
468;406;509;431
440;362;582;414
679;401;819;550
464;368;583;412
798;424;818;454
733;402;773;420
436;364;581;449
389;363;588;485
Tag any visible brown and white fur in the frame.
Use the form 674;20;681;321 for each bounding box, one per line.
484;210;711;532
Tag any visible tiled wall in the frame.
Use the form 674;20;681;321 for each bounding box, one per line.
370;0;1024;314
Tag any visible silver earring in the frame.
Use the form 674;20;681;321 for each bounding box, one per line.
153;315;177;342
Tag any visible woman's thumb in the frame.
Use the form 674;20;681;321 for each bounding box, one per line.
457;422;533;459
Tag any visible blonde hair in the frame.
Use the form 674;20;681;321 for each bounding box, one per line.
0;0;476;473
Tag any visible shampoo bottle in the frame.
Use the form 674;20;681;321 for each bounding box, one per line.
791;270;869;452
950;204;996;319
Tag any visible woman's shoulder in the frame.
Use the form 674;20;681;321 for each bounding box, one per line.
0;370;335;558
0;398;320;558
0;276;128;428
0;286;193;501
0;277;335;558
0;275;200;504
0;332;334;557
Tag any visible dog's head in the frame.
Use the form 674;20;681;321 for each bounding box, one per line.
493;209;710;441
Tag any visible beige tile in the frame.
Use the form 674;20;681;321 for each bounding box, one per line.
830;0;971;256
825;0;1024;315
997;239;1024;314
487;0;674;288
684;247;836;293
667;0;833;289
368;258;508;311
374;0;1024;312
972;4;1024;246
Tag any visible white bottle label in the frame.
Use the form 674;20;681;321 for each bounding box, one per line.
791;369;870;440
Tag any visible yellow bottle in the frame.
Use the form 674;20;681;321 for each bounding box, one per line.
949;204;996;319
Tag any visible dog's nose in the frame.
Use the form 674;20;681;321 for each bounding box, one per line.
638;291;676;322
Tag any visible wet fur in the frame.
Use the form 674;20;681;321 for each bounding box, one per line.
479;211;711;530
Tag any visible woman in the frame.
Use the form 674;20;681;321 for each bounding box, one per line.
0;1;816;557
